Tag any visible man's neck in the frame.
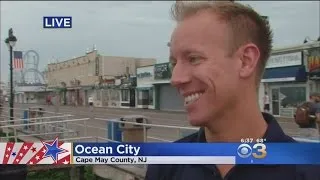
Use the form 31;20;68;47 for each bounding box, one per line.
204;96;267;142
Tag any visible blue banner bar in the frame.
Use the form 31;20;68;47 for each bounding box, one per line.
72;143;320;164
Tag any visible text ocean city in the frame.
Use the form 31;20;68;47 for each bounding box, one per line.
72;143;145;164
74;144;140;156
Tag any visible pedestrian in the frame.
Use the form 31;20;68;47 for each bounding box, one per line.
263;91;270;113
46;95;51;106
88;96;94;112
294;92;320;138
145;1;319;180
314;93;320;134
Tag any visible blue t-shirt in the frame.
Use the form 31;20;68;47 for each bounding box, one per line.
311;102;320;114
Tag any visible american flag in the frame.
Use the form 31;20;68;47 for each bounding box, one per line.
13;51;24;69
0;137;71;165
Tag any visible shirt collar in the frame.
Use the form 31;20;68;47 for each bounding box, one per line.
196;112;291;142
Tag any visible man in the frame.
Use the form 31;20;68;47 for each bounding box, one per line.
263;91;270;113
88;96;94;111
297;92;320;138
314;93;320;133
145;1;320;180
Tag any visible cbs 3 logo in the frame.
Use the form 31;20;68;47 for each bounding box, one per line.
237;143;267;159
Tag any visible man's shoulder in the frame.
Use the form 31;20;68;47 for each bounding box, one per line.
174;132;200;143
281;134;296;142
296;165;320;179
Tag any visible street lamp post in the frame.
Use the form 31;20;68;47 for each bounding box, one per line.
4;28;17;124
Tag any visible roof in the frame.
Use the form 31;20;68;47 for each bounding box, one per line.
272;41;320;54
15;86;47;92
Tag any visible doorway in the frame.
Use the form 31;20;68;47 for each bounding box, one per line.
271;88;280;116
270;85;307;117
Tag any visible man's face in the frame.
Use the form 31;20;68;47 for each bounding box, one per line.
169;12;245;126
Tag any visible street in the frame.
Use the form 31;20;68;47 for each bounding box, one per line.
2;103;302;142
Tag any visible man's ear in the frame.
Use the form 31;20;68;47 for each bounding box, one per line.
237;43;260;79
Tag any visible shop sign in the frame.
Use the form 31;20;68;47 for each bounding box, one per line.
137;72;152;79
266;52;302;68
308;56;320;72
154;62;172;80
137;66;154;84
308;56;320;80
307;48;320;80
70;79;81;86
115;79;121;85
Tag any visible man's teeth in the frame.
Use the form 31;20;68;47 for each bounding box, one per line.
184;93;203;105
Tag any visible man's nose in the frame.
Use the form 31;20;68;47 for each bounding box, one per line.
171;63;191;87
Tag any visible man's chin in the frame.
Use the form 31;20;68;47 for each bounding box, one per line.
187;116;207;127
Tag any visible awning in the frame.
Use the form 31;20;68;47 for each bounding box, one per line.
261;66;307;83
66;87;81;90
152;80;170;84
136;87;152;90
136;85;153;90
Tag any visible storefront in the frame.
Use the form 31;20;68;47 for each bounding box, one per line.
153;62;184;111
66;79;81;106
307;47;320;92
136;65;155;109
261;51;308;117
120;77;136;108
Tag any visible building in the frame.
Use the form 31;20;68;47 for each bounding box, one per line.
14;84;48;104
135;62;184;111
135;42;320;113
259;41;320;117
136;65;155;109
153;62;184;111
46;49;156;108
98;55;155;108
306;45;320;91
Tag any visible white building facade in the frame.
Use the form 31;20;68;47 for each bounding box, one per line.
259;41;320;117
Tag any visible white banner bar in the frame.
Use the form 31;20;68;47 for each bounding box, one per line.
73;156;236;165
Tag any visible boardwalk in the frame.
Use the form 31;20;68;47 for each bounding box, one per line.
4;103;306;142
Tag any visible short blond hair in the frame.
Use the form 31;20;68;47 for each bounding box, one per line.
171;1;273;84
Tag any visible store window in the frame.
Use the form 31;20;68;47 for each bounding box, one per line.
148;88;153;105
279;86;306;108
309;83;314;94
317;83;320;93
96;89;102;101
109;89;120;101
121;89;129;102
137;88;153;106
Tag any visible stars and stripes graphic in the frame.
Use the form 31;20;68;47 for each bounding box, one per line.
0;137;71;165
13;51;24;69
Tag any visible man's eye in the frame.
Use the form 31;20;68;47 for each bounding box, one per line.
189;56;201;65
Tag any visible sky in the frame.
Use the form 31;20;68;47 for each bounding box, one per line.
0;1;319;83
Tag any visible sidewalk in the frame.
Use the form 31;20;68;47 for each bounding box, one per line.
276;116;294;122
